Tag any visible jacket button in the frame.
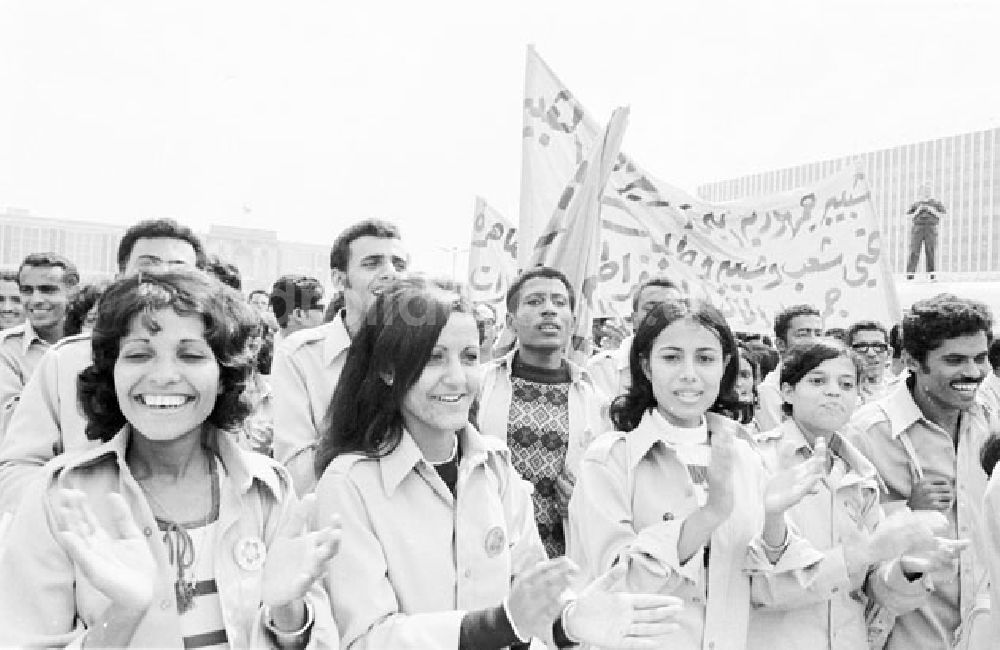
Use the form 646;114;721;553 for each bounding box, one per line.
160;600;171;610
662;512;675;521
464;569;472;579
143;527;152;537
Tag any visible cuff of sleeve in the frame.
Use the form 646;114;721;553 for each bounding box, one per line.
747;525;826;573
631;518;704;585
503;597;530;643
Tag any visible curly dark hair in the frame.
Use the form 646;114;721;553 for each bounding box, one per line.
78;269;258;442
63;282;108;337
773;304;821;346
902;294;993;367
329;219;402;272
779;339;863;416
116;218;207;272
981;434;1000;477
314;277;471;476
610;298;739;432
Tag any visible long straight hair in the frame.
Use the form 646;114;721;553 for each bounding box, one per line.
314;279;471;477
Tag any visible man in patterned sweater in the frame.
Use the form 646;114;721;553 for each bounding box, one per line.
476;267;610;557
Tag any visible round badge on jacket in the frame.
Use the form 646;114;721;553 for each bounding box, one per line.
234;537;267;571
484;526;506;558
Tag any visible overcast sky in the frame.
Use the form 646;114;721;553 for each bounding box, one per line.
2;0;999;275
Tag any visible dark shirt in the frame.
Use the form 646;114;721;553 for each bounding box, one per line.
906;198;946;226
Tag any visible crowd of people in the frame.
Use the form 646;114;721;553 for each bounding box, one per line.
0;215;997;649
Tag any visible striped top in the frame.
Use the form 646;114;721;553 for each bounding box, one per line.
154;456;229;650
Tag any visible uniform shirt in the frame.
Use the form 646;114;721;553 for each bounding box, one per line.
749;420;929;650
981;469;1000;643
270;315;352;495
756;365;785;433
586;334;633;402
0;425;337;649
0;334;92;515
315;424;546;649
977;371;1000;418
0;321;50;439
859;372;895;405
569;409;787;650
846;380;990;650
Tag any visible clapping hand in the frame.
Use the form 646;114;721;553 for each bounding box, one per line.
566;563;683;649
507;557;577;642
764;436;828;516
262;494;341;627
54;489;157;615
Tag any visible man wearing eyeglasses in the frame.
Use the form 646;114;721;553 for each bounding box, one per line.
847;320;894;403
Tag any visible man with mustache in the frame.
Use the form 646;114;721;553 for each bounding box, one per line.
847;293;992;650
0;253;79;437
476;266;609;558
271;219;407;495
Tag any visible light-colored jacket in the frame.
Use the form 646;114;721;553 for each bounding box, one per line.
749;420;930;650
476;351;610;480
270;316;351;494
0;334;93;515
756;365;784;432
0;425;337;649
315;424;546;649
981;468;1000;643
586;334;633;402
0;320;51;439
569;409;788;650
846;380;991;650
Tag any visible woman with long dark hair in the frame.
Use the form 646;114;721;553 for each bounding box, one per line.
314;279;683;649
0;269;340;648
568;298;829;650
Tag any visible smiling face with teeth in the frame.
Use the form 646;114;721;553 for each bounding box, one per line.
908;331;990;414
641;318;729;427
400;313;481;446
114;309;221;442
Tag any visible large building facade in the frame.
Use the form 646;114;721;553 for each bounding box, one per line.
0;209;331;292
696;127;1000;275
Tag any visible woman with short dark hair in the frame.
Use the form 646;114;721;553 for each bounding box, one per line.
750;339;947;649
0;269;340;648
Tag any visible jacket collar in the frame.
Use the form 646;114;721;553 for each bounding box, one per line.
378;423;503;497
6;320;46;354
322;312;353;366
493;349;594;384
62;425;283;500
771;419;878;483
877;380;925;438
625;408;744;469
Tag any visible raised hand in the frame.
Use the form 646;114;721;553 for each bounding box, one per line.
704;427;735;521
764;436;828;516
566;563;683;649
507;556;577;641
262;494;341;613
54;489;157;614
